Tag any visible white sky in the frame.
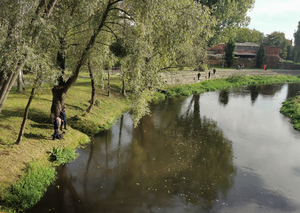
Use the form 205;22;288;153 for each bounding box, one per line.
247;0;300;41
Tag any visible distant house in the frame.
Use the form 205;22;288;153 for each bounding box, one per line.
207;42;281;68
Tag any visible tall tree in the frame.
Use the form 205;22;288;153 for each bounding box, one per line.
195;0;255;46
49;0;122;118
234;28;265;43
293;21;300;63
256;44;265;68
224;39;236;68
263;31;291;59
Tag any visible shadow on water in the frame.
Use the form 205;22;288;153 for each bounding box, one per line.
27;94;236;213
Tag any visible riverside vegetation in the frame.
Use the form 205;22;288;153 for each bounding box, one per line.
1;73;300;212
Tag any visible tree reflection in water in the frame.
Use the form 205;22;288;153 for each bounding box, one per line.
128;94;236;210
27;95;236;213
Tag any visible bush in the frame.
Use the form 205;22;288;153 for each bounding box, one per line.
49;147;79;165
4;162;56;210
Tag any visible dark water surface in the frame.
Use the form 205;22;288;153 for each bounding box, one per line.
28;84;300;213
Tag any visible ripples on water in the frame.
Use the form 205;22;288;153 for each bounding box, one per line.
27;83;300;213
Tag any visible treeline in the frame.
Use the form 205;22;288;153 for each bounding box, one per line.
0;0;255;144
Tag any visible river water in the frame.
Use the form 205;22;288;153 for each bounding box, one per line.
28;83;300;213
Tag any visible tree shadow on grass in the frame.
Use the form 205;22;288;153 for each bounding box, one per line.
30;123;51;130
24;133;48;140
0;123;13;130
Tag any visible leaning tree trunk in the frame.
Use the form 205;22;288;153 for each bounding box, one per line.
15;87;36;145
0;59;26;113
107;69;110;97
17;70;25;93
86;59;96;113
121;67;126;96
49;0;116;119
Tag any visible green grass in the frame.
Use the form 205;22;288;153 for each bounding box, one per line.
3;161;56;211
281;96;300;130
49;147;79;165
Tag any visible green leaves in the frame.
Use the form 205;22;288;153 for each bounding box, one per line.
256;43;265;68
224;39;236;68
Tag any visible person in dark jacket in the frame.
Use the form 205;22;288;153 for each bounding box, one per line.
197;72;201;80
60;107;67;131
53;115;60;140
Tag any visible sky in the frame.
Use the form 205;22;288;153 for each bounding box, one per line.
247;0;300;41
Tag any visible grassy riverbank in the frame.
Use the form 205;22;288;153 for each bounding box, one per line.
1;74;300;212
163;75;300;97
0;75;130;212
281;96;300;130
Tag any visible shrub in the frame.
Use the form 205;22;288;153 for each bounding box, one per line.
49;147;79;165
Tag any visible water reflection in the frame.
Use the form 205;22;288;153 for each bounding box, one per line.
27;83;300;213
218;90;229;106
133;95;236;210
218;84;284;106
27;95;235;213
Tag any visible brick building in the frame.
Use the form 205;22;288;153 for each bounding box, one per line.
207;42;281;68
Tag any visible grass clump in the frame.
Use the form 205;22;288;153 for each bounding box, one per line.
49;147;79;165
281;96;300;130
3;161;56;211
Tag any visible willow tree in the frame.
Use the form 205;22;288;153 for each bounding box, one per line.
48;0;123;118
47;0;216;122
0;0;59;114
118;0;213;126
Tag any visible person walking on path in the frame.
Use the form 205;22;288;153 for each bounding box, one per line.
208;71;211;79
213;69;216;75
53;115;60;140
197;72;201;80
60;107;67;131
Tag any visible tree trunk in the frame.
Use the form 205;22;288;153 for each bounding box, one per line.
121;67;126;96
17;70;25;93
108;69;110;97
15;87;36;145
50;86;67;122
0;59;26;113
86;59;96;113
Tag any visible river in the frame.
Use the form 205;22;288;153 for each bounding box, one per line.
27;83;300;213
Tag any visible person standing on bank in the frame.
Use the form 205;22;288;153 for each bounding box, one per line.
197;72;201;80
60;107;67;131
53;115;60;140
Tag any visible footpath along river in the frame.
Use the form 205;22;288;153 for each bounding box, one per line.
27;83;300;213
